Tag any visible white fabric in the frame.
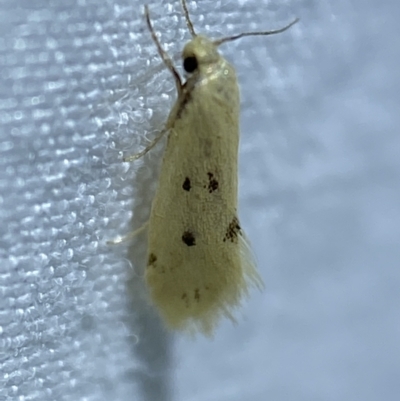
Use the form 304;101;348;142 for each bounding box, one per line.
1;0;399;400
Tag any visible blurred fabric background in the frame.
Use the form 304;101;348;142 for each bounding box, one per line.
1;0;399;400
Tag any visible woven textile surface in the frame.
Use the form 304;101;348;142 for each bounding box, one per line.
1;0;399;400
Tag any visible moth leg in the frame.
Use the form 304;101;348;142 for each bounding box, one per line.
123;127;168;162
144;5;183;96
107;222;149;245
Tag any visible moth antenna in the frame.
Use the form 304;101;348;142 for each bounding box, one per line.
144;5;182;92
214;17;299;46
180;0;197;37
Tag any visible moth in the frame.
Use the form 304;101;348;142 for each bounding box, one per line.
124;0;298;336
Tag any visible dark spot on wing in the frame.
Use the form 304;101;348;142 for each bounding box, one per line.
182;177;191;191
207;172;219;193
194;288;200;301
181;292;189;307
182;230;196;246
148;253;157;266
223;217;241;243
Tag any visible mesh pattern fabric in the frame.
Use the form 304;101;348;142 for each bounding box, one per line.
1;0;400;400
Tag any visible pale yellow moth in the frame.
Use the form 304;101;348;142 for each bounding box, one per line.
125;1;298;336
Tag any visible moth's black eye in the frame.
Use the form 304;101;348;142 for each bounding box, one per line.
183;56;198;73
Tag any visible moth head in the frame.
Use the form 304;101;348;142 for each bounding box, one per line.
182;36;220;74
